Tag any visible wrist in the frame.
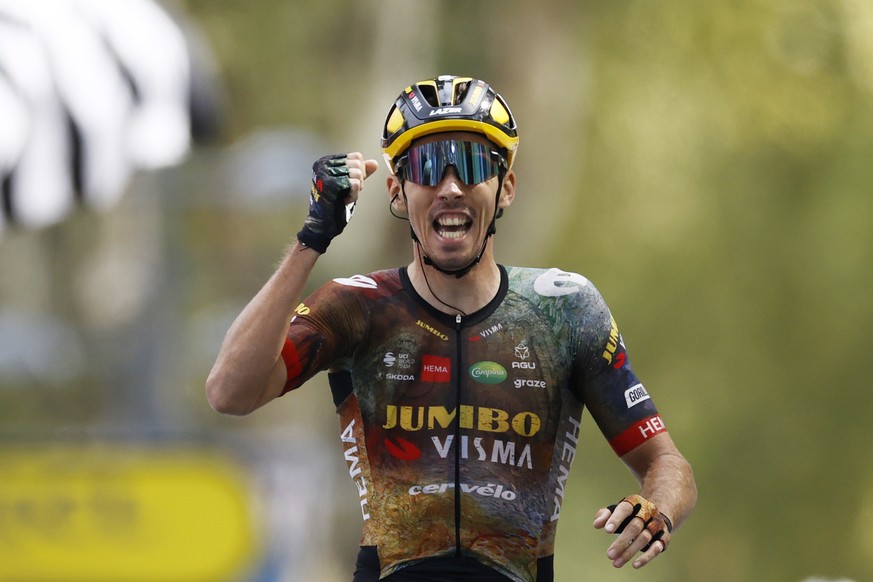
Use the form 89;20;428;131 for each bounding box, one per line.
659;511;673;533
296;228;329;254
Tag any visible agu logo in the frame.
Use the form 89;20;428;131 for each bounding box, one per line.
469;361;507;385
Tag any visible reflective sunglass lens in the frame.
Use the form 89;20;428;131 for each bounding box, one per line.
398;140;504;186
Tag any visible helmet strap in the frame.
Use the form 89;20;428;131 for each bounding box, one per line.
398;167;505;279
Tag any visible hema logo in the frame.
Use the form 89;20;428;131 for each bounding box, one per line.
421;355;450;382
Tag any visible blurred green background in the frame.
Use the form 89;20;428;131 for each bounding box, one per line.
2;0;872;580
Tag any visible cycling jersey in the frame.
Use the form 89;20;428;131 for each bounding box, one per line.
280;266;666;582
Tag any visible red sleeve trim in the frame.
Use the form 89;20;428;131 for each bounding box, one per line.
280;338;303;394
609;414;667;456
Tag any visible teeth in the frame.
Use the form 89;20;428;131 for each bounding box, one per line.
434;214;470;239
439;230;464;239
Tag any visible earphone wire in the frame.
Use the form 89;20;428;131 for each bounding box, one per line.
417;246;468;317
391;189;468;316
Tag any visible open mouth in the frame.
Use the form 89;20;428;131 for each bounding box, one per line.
434;215;472;239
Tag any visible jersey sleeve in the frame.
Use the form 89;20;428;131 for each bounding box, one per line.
573;284;667;456
278;277;371;395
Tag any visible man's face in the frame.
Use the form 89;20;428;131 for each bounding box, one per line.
388;131;515;271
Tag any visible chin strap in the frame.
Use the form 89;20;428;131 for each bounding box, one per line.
420;243;485;279
401;167;506;279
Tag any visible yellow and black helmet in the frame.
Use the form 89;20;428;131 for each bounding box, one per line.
381;75;519;172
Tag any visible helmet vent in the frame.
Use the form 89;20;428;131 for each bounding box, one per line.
381;75;519;169
453;81;470;104
419;84;440;107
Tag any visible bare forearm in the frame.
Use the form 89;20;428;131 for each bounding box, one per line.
206;153;377;414
638;451;697;530
593;435;697;569
206;242;319;415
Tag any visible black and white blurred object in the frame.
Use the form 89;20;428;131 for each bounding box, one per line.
0;0;223;236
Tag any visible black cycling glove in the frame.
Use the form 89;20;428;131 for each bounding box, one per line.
607;494;673;552
297;154;355;253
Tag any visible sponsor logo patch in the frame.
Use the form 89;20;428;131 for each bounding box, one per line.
382;404;541;437
513;378;546;389
624;383;650;408
332;274;378;289
551;415;582;521
533;268;590;297
472;323;504;341
429;106;463;116
512;341;536;369
383;352;415;369
385;372;414;381
409;481;517;500
601;316;627;367
408;90;423;112
421;355;451;382
469;361;507;384
417;320;449;341
340;419;370;520
385;436;421;461
609;415;667;456
432;435;533;469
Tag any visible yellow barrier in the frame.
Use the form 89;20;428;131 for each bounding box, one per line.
0;444;258;581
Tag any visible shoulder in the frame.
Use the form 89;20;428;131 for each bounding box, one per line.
320;268;403;298
503;265;614;335
504;265;604;303
299;269;403;317
294;269;403;340
329;268;402;289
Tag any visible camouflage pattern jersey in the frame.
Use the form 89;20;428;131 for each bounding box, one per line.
279;265;667;582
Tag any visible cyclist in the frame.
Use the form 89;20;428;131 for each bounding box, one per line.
206;75;697;582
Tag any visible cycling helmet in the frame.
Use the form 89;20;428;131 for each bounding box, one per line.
381;75;519;172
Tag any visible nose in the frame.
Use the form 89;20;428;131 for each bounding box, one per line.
436;165;465;199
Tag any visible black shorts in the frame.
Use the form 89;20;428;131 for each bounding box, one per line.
352;546;554;582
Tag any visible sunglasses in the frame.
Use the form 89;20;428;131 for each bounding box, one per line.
395;139;507;187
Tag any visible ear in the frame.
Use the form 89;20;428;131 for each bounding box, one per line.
387;174;406;211
498;169;516;209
